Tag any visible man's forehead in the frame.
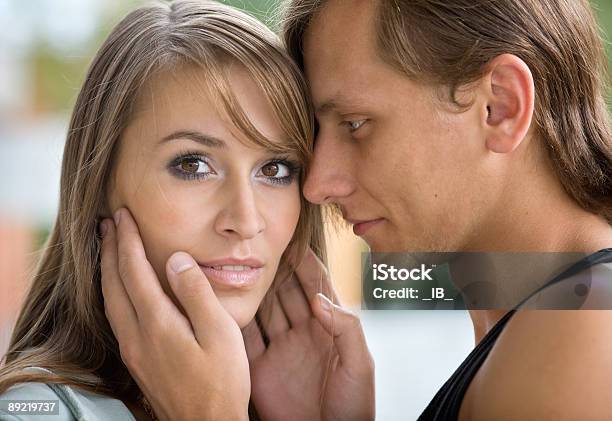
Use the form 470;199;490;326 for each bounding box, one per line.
303;0;380;105
303;0;377;60
310;0;374;27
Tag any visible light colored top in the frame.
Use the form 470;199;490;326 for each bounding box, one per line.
0;367;136;420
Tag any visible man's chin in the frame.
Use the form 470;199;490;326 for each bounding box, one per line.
364;237;403;253
365;237;440;253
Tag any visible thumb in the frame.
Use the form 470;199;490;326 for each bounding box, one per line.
312;293;373;374
166;251;228;341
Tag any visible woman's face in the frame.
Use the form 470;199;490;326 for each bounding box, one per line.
107;65;302;328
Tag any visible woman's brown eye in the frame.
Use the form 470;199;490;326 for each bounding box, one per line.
261;163;279;177
170;155;213;180
181;158;201;173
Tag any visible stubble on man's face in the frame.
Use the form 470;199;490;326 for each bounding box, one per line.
302;0;490;253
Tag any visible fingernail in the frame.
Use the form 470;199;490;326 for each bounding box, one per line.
317;293;332;312
169;252;194;274
99;220;108;238
113;209;122;226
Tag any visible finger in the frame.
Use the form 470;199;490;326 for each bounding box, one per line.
277;273;311;326
294;248;340;304
114;208;170;322
260;292;290;339
166;251;229;345
242;318;265;362
99;218;139;341
312;293;372;376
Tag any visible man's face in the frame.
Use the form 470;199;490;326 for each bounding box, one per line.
303;0;495;252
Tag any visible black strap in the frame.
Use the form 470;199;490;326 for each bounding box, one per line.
418;248;612;421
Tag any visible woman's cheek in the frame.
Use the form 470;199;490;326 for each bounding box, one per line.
279;186;301;244
128;203;187;283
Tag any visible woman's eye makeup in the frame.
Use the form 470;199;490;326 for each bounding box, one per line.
168;151;215;180
256;158;300;186
167;150;300;185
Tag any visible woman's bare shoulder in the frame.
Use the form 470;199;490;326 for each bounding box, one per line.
463;309;612;420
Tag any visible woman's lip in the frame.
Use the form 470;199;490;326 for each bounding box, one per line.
198;265;262;288
199;257;264;267
351;218;384;236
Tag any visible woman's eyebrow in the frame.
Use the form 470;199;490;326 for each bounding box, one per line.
158;130;226;148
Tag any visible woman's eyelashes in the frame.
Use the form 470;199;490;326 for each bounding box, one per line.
167;151;300;185
168;151;215;181
256;159;300;186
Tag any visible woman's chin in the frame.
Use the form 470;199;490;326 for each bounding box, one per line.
219;300;258;329
231;311;256;329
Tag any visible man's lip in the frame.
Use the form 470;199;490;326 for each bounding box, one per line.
346;218;384;236
198;257;264;268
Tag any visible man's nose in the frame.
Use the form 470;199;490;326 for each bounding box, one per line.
214;181;265;240
303;132;355;205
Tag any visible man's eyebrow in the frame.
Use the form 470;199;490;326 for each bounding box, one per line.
158;130;226;148
315;96;366;116
316;100;338;115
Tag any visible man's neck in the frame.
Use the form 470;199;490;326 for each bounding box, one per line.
460;159;612;342
468;309;507;345
466;212;612;343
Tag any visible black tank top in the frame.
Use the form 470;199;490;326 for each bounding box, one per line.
418;248;612;421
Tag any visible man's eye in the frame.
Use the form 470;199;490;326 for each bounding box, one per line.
346;119;367;132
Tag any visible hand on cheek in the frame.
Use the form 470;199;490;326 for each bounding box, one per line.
100;208;251;421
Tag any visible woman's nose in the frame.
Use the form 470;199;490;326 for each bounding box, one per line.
214;182;265;240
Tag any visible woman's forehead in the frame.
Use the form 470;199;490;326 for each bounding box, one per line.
126;65;298;154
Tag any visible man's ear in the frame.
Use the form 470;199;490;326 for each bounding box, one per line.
479;54;535;153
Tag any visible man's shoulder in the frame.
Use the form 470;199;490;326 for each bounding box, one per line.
518;261;612;310
461;310;612;420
